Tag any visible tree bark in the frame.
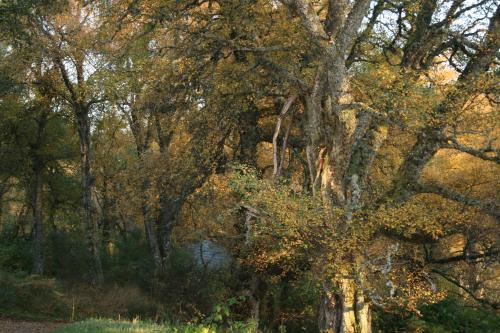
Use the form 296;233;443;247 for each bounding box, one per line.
282;1;375;331
319;279;372;333
31;165;44;275
127;107;163;271
156;195;180;266
76;106;104;286
239;103;260;166
142;186;163;271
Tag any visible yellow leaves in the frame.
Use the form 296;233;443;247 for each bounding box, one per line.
373;194;480;240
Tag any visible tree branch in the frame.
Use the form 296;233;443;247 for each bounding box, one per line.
442;137;500;164
273;94;297;180
417;182;500;220
431;269;500;310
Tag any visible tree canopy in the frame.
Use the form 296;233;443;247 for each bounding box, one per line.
0;1;498;332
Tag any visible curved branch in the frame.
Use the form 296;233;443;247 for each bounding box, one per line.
431;269;500;310
442;137;500;164
417;182;500;220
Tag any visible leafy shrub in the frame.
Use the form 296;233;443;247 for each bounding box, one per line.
154;247;233;320
0;222;32;272
44;229;90;280
0;270;69;319
374;298;500;333
101;229;154;288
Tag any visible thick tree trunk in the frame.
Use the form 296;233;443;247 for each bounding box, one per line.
31;166;44;275
319;279;371;333
309;107;384;333
76;107;104;286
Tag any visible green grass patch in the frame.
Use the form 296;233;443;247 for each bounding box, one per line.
52;318;257;333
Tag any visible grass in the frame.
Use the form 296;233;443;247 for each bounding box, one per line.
52;318;257;333
52;318;207;333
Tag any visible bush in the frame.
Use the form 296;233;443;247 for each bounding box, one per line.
0;222;32;272
154;247;233;320
44;229;90;280
0;270;69;319
374;298;500;333
101;229;154;288
65;284;164;321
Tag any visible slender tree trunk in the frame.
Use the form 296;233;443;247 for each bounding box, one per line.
31;166;44;275
76;106;104;286
154;114;177;267
0;197;2;227
142;201;162;270
239;103;260;166
156;195;179;266
100;179;112;253
0;186;5;226
127;107;163;271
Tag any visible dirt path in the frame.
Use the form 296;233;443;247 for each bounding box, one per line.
0;319;66;333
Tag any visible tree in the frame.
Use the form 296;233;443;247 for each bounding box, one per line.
1;0;111;285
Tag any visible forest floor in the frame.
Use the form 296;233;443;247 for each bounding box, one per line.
0;318;66;333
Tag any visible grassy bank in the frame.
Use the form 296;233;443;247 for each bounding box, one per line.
52;318;256;333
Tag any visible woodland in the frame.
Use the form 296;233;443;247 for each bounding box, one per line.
0;0;499;332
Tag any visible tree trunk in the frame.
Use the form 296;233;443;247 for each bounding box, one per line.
76;106;104;286
142;181;163;271
319;279;371;333
239;103;260;166
31;166;44;275
100;179;113;253
156;195;179;266
127;108;163;271
309;105;383;333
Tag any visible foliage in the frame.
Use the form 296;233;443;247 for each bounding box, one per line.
374;298;500;333
0;270;69;320
0;0;499;332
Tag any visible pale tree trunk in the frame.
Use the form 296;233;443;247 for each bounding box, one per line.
319;279;372;333
315;118;385;332
287;1;377;330
76;107;104;286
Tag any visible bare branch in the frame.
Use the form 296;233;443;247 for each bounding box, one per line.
442;137;500;164
428;248;500;264
417;182;500;220
273;95;297;180
432;269;500;310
